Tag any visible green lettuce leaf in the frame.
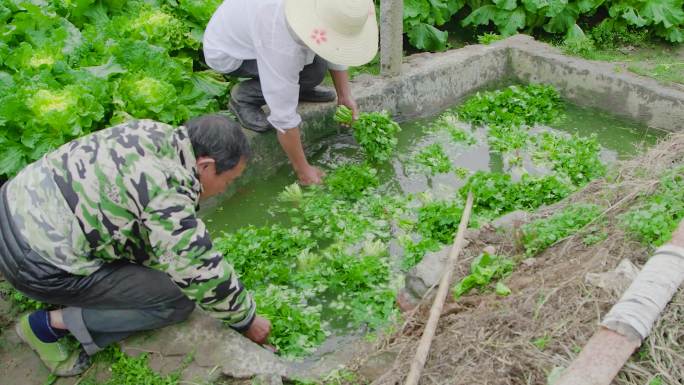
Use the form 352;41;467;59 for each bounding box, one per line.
407;22;449;51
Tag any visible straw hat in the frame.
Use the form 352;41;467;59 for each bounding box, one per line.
284;0;378;67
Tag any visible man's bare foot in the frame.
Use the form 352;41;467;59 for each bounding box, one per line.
297;165;325;186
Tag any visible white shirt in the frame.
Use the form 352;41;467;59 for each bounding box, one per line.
203;0;346;131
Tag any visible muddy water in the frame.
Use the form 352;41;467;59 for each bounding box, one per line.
204;103;663;234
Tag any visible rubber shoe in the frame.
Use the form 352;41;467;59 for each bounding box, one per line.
228;99;273;133
15;314;91;376
299;86;336;102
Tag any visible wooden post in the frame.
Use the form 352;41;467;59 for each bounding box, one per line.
380;0;403;76
404;191;474;385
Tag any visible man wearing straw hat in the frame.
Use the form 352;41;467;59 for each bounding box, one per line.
203;0;378;185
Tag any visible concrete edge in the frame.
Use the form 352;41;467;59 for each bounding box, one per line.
503;34;684;132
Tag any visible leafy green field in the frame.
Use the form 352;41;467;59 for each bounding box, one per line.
0;0;228;179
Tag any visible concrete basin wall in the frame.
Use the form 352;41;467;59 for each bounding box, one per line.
507;35;684;132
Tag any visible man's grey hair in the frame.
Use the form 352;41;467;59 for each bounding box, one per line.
184;115;251;174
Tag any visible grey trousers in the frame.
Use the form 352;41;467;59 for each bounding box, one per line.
230;55;328;89
229;55;328;106
0;185;195;355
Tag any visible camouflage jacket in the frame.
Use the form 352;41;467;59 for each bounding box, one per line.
6;120;255;330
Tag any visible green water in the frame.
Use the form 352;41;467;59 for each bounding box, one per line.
204;103;663;234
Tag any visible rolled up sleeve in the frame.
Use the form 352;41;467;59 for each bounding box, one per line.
143;188;256;331
327;61;348;71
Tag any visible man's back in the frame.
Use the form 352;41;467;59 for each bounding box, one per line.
203;0;307;73
6;120;200;275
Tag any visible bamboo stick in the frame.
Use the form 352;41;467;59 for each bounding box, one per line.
404;191;474;385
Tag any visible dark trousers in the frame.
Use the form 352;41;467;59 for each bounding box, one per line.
228;55;328;107
0;185;195;355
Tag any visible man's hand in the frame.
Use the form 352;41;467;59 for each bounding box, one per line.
330;69;358;121
297;164;325;186
337;97;359;121
243;315;271;345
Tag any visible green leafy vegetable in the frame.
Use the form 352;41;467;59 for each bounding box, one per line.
0;0;230;180
620;167;684;246
415;143;453;175
452;252;514;298
417;200;464;244
325;163;379;200
533;132;606;186
346;108;402;163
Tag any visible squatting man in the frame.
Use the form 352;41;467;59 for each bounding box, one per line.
0;0;379;376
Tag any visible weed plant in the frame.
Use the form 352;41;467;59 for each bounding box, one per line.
76;346;187;385
0;282;46;313
620;167;684;247
477;33;504;45
521;203;603;256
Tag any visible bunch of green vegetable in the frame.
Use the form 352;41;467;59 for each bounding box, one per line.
417;200;465;243
460;171;575;216
335;106;402;163
458;84;563;155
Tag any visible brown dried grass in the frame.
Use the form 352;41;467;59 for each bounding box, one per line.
347;132;684;385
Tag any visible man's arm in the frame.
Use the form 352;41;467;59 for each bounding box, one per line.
330;69;359;120
143;188;270;342
277;127;324;185
252;45;324;185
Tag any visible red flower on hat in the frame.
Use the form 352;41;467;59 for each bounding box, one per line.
310;28;327;44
